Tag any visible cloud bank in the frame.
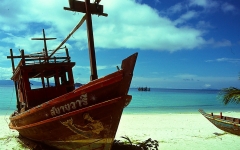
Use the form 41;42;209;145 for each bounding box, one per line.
0;0;233;54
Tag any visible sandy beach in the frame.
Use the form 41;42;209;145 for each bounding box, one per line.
1;112;240;150
0;115;21;150
116;112;240;150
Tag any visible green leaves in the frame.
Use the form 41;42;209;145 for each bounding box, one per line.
112;136;159;150
219;87;240;105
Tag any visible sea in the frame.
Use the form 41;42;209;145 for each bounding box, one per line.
1;85;240;116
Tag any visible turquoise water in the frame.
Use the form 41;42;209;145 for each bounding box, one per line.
124;88;240;114
0;86;17;115
1;85;240;115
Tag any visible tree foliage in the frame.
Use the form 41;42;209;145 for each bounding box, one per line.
219;87;240;105
111;136;159;150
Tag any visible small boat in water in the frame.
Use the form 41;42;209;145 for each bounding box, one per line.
138;87;150;91
199;109;240;136
7;0;137;149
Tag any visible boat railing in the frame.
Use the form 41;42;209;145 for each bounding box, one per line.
8;46;71;71
24;56;70;65
210;112;240;124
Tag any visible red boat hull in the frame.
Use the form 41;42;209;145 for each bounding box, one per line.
9;53;138;149
11;97;127;150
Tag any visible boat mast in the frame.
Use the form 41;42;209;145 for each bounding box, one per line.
63;0;108;81
85;0;97;81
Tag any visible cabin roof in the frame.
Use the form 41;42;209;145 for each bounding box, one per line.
11;62;75;81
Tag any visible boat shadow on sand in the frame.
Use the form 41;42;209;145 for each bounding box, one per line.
17;135;159;150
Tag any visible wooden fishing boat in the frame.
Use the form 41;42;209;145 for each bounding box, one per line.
7;0;138;149
199;109;240;136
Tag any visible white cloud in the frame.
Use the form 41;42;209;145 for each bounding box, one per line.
215;40;232;47
196;21;213;29
189;0;207;7
206;58;240;63
0;0;210;53
204;84;211;88
189;0;219;9
174;11;199;25
75;64;118;71
174;73;197;79
221;2;235;13
167;3;185;14
207;38;232;47
0;67;12;80
0;54;7;63
154;0;161;5
132;75;240;89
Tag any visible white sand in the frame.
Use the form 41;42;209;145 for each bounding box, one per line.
1;112;240;150
0;115;23;150
116;112;240;150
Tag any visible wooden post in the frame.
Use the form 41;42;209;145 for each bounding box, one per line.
10;49;20;111
21;50;25;65
220;112;222;119
61;73;67;85
42;29;48;58
54;71;60;86
41;76;45;88
65;46;70;62
43;49;46;63
67;68;74;85
43;47;50;86
85;0;98;81
47;78;50;87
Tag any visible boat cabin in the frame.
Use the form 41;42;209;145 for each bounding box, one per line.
8;32;75;112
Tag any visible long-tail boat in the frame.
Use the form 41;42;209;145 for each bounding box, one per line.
199;109;240;136
7;0;138;149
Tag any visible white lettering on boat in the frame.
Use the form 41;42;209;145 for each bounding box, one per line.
50;94;88;116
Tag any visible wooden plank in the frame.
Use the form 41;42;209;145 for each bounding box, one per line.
31;38;56;40
7;56;68;59
63;0;103;15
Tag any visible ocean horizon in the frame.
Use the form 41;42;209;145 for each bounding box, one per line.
1;85;240;116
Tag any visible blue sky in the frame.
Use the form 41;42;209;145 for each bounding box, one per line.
0;0;240;89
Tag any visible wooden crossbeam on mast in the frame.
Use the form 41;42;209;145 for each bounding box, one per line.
31;29;56;62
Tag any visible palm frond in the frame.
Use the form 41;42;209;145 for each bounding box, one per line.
219;87;240;105
112;136;159;150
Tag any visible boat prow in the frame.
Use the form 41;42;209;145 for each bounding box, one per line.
199;109;240;136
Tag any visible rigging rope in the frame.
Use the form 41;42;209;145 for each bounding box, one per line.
49;14;87;58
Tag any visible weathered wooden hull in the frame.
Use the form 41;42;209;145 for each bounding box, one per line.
199;109;240;136
9;53;138;149
11;97;127;150
10;70;124;128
